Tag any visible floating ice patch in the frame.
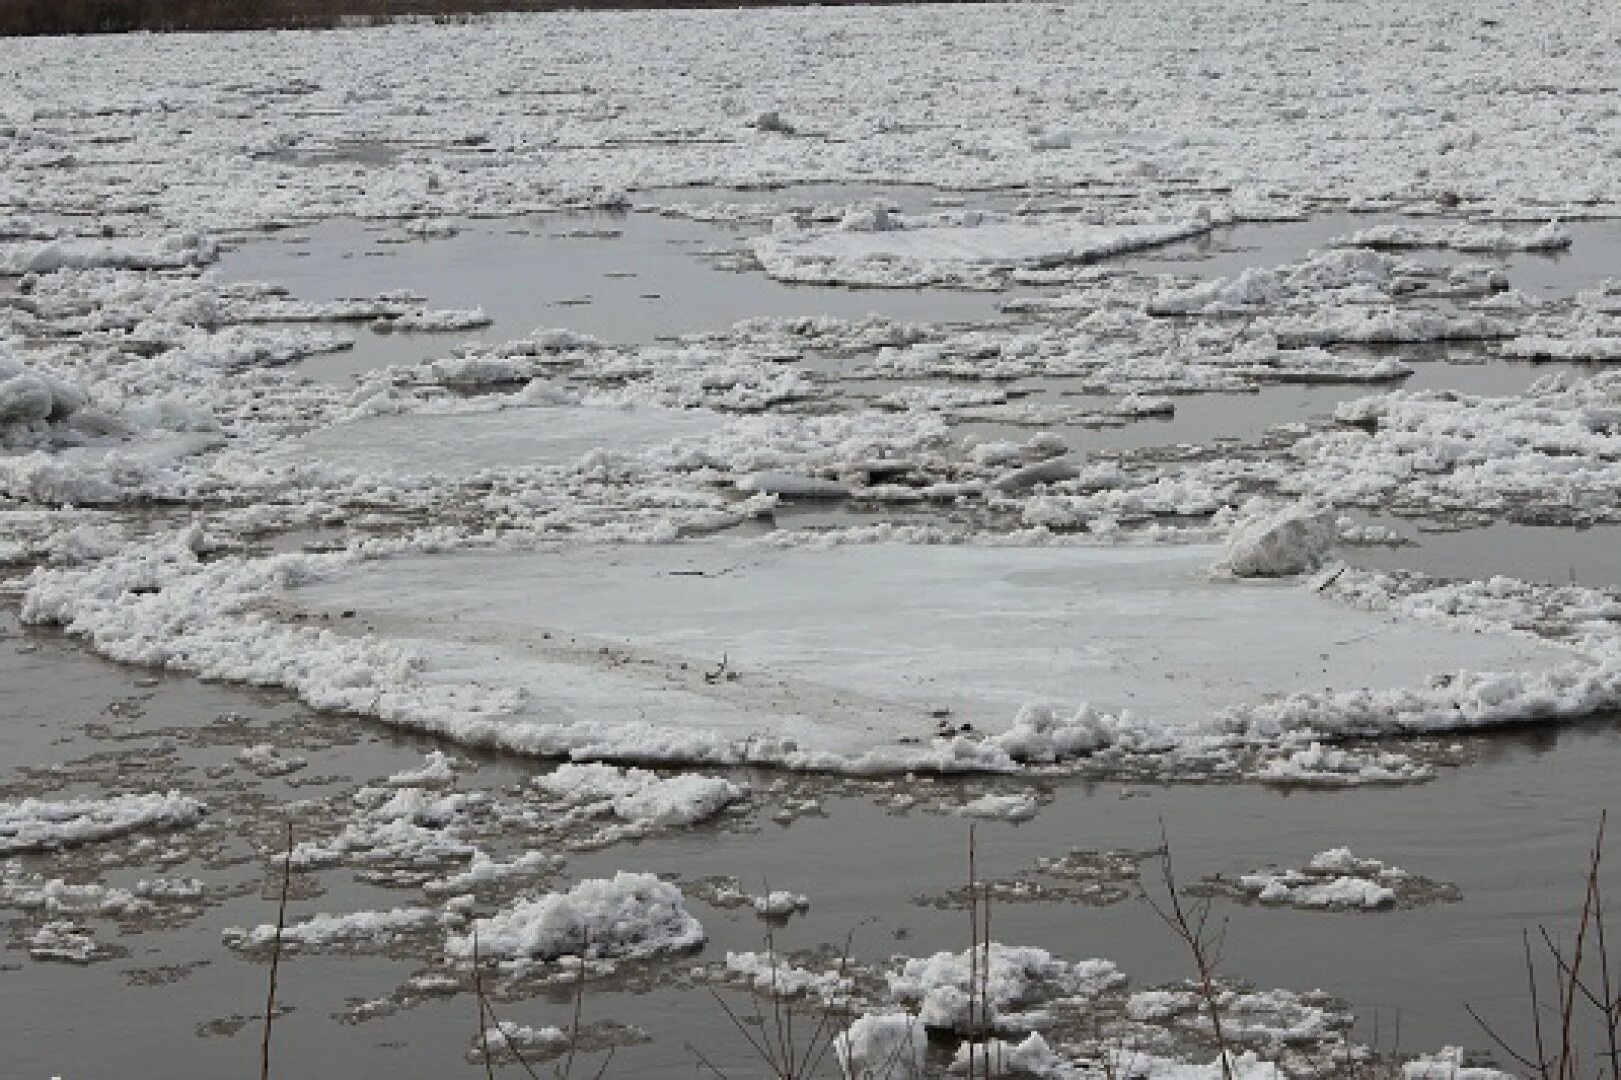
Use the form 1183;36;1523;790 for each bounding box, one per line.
224;906;449;953
0;232;217;274
754;211;1221;288
283;542;1564;771
888;943;1124;1034
1334;220;1571;254
445;872;705;967
1199;848;1460;911
287;403;725;478
0;792;206;854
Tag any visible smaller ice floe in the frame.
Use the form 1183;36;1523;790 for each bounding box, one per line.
532;763;745;846
474;1018;649;1066
0;868;204;918
1201;848;1460;911
1253;742;1435;786
948;1032;1061;1075
385;749;462;786
287;786;485;871
1215;501;1337;578
0;349;92;448
754;209;1223;289
236;743;308;778
0;232;217;274
959;792;1040;822
372;307;493;333
888;944;1124;1034
480;1022;569;1056
445;872;705;968
683;877;809;919
1403;1047;1516;1080
722;951;853;1001
734;470;852;499
1147;247;1408;316
988;456;1082;494
423;850;557;896
224;906;450;953
1127;984;1347;1050
1272;309;1509;347
1112;394;1175;418
752;890;810;918
836;1012;927;1080
28;920;117;963
1334;220;1572;254
0;792;206;854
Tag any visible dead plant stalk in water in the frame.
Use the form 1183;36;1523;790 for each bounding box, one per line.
1144;821;1235;1080
260;819;294;1080
1467;810;1619;1080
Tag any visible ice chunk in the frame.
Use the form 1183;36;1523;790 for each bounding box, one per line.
1219;503;1337;577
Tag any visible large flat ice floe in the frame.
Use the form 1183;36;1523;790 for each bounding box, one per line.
287;404;725;478
753;213;1219;288
282;542;1564;771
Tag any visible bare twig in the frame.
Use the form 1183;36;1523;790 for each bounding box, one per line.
472;928;497;1080
1143;821;1234;1080
260;819;294;1080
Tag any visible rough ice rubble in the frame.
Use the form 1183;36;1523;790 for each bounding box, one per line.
1208;848;1459;911
888;944;1124;1033
0;233;217;274
1334;220;1571;254
0;792;206;854
224;906;451;952
530;763;745;844
444;872;705;967
3;1;1620;227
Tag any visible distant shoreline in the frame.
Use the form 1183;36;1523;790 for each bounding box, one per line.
0;0;992;38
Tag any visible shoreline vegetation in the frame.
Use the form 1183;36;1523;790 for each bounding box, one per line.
0;0;983;37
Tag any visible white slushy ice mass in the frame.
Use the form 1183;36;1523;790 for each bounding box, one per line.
286;542;1562;767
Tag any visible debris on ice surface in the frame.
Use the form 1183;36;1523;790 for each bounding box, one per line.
0;792;207;854
445;872;705;968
